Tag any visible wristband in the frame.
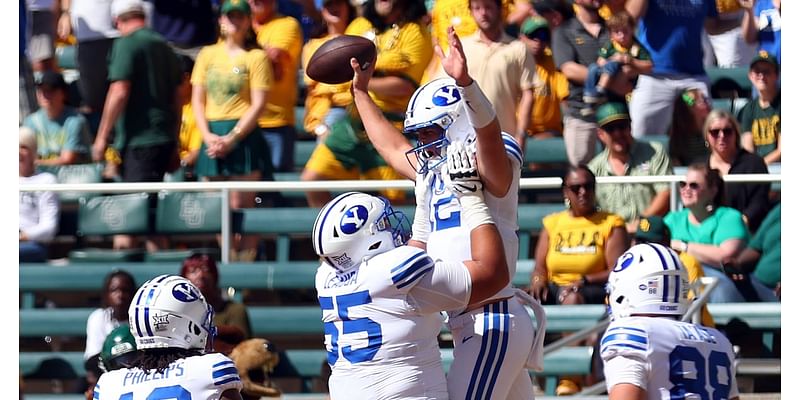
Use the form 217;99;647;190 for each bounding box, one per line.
457;79;496;129
458;193;494;230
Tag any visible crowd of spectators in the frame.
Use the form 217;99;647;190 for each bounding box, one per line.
19;0;782;397
20;0;780;295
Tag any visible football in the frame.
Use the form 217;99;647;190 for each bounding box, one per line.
306;35;377;85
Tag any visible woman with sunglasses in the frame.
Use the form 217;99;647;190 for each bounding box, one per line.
529;165;627;305
528;165;627;394
665;162;750;303
704;109;771;232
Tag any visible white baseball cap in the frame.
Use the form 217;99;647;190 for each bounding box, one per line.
111;0;146;19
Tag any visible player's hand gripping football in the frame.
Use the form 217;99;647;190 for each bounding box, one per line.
443;140;483;198
350;53;376;95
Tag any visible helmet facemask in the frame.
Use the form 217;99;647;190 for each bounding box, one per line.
404;78;472;175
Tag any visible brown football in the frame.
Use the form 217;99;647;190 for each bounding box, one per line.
306;35;377;84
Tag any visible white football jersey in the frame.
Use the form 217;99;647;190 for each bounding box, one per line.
601;317;739;400
316;245;473;399
424;132;522;313
93;353;242;400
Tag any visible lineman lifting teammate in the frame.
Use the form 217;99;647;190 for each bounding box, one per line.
350;25;545;399
313;140;510;399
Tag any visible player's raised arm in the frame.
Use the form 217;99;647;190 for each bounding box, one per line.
350;57;417;179
444;141;509;304
437;26;513;198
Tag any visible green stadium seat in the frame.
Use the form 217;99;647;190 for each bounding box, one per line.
517;203;565;260
707;66;752;99
68;193;151;262
294;140;317;171
55;45;77;70
524;137;568;165
155;191;222;234
712;98;733;112
50;163;104;202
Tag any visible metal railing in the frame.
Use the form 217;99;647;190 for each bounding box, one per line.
19;173;781;263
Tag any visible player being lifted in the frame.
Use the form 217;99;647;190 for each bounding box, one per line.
602;243;739;400
313;143;510;399
349;25;545;399
93;275;243;400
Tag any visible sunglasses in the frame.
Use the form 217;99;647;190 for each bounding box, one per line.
526;30;550;42
679;181;701;190
708;127;734;138
566;183;595;193
602;120;629;132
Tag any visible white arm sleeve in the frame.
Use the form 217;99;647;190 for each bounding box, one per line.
407;261;472;314
603;354;649;393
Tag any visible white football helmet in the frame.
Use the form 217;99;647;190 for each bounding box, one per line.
312;192;410;272
129;274;216;351
606;243;690;320
403;77;475;174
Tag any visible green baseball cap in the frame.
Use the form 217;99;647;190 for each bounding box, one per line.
596;102;630;127
521;17;549;36
750;50;779;71
634;216;670;243
221;0;251;15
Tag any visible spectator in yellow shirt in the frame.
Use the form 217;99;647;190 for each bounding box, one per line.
176;54;202;179
518;16;568;144
251;0;304;172
301;0;356;138
300;0;433;207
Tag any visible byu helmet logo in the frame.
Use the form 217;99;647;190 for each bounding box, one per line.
340;205;368;234
172;283;200;302
613;252;635;272
432;85;460;106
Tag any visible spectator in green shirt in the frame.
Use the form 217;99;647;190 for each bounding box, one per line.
588;102;672;234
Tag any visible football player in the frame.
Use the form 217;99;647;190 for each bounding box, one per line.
602;243;739;400
93;275;243;400
350;25;544;399
313;142;509;399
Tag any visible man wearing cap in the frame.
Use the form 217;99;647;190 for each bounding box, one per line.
737;51;780;164
517;16;568;142
23;70;92;165
19;126;60;263
588;102;672;234
92;0;182;183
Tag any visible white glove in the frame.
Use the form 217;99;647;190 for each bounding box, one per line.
443;141;494;230
443;141;483;198
411;172;434;244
